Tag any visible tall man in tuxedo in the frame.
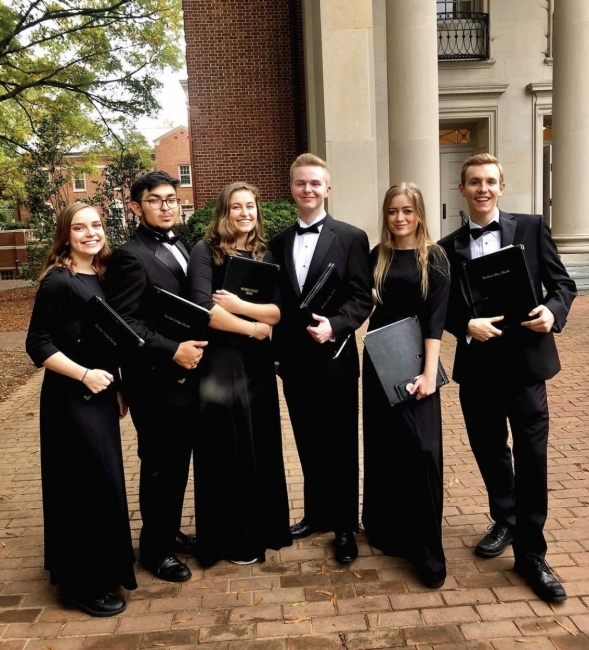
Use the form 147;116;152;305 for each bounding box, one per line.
271;153;372;563
105;171;207;582
439;154;577;602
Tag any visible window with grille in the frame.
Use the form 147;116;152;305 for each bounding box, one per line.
73;171;86;191
179;165;192;186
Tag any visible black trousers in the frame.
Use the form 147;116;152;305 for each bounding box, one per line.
459;380;549;558
282;372;359;533
129;400;193;562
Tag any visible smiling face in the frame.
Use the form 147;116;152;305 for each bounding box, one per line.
228;189;258;247
459;163;505;225
131;183;180;232
67;206;106;263
290;165;331;222
386;193;418;248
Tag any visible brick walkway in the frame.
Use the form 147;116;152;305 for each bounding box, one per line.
1;298;589;649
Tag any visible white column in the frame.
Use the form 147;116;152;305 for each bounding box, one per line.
386;0;440;238
302;0;379;241
551;0;589;261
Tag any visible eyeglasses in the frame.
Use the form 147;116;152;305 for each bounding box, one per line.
141;197;179;209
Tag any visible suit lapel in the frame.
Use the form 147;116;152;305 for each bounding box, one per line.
283;226;300;297
499;210;517;247
137;226;187;287
304;214;336;293
176;240;190;261
453;224;472;262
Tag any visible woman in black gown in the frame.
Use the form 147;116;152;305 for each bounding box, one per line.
362;183;450;588
26;203;136;616
187;182;292;566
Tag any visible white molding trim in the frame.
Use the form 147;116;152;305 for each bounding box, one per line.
439;84;509;99
527;83;553;216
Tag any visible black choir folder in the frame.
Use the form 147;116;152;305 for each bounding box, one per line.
153;287;211;342
57;295;145;364
462;244;538;328
300;263;347;325
222;255;279;303
363;316;449;407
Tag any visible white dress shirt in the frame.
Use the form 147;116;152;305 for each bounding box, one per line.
469;208;501;260
293;211;326;292
163;233;187;274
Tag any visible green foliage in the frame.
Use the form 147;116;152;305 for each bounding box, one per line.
0;0;184;157
176;199;298;252
89;133;154;248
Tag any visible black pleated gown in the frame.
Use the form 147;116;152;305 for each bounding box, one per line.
362;248;450;587
26;268;137;596
188;242;292;566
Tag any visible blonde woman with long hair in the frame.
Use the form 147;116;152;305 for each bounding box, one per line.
362;183;450;588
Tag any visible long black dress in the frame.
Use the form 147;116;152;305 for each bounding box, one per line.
26;267;137;597
187;242;292;565
362;247;450;587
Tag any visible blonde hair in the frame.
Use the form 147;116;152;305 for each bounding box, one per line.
204;182;267;265
374;183;448;302
460;153;504;185
39;203;110;281
289;153;330;184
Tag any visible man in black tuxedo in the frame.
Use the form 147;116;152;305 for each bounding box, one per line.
105;171;207;582
271;153;372;563
439;154;577;602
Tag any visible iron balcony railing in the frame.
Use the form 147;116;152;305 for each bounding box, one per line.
437;12;489;60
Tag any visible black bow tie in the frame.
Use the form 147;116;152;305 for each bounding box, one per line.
164;235;181;246
295;217;326;236
470;221;500;240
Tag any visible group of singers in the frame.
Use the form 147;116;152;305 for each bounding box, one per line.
26;152;577;618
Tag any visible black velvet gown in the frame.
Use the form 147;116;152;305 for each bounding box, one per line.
362;247;450;587
26;268;137;597
187;242;292;565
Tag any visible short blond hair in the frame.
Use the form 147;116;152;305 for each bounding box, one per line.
290;153;330;184
460;153;504;186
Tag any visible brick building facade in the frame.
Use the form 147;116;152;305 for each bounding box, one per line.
0;229;31;279
182;0;307;207
153;126;194;219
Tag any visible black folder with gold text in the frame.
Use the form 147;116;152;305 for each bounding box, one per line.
222;255;279;303
300;263;347;325
153;287;212;342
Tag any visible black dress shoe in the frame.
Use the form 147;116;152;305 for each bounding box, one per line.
174;531;198;555
61;590;127;617
514;554;567;602
142;555;192;582
475;522;514;558
290;519;317;539
334;531;358;563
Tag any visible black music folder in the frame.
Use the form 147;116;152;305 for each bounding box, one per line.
222;255;279;303
153;287;211;342
300;263;347;325
462;244;538;328
57;295;145;365
363;316;449;407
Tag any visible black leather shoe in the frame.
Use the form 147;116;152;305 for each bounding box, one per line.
290;519;317;539
61;590;127;617
334;531;358;563
174;531;198;556
514;554;567;602
475;523;514;558
142;555;192;582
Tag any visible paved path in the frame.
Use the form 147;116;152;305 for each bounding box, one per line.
1;298;589;649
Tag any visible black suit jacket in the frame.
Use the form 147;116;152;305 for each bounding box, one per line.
270;214;372;379
438;211;577;385
104;225;193;403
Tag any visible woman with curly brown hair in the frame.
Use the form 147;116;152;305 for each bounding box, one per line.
26;203;136;616
187;182;291;566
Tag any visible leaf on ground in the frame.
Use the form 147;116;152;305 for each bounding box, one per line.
291;601;309;607
286;616;311;624
236;588;244;599
377;614;381;626
569;518;577;524
330;569;344;573
315;589;333;597
351;571;362;579
555;619;577;635
5;531;16;537
330;592;338;606
362;595;373;599
316;564;326;575
254;597;264;606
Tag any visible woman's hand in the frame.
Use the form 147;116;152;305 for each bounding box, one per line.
212;290;244;314
117;391;128;419
82;368;114;394
409;372;437;400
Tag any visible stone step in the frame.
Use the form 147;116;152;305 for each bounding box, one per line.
565;265;589;295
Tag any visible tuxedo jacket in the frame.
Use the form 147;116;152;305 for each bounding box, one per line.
104;224;193;404
438;211;577;385
270;214;372;379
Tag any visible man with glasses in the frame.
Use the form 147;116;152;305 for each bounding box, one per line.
105;171;207;582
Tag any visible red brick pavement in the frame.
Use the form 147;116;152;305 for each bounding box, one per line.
1;298;588;649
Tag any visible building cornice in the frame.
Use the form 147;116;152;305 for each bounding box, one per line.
526;82;553;97
439;84;509;99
